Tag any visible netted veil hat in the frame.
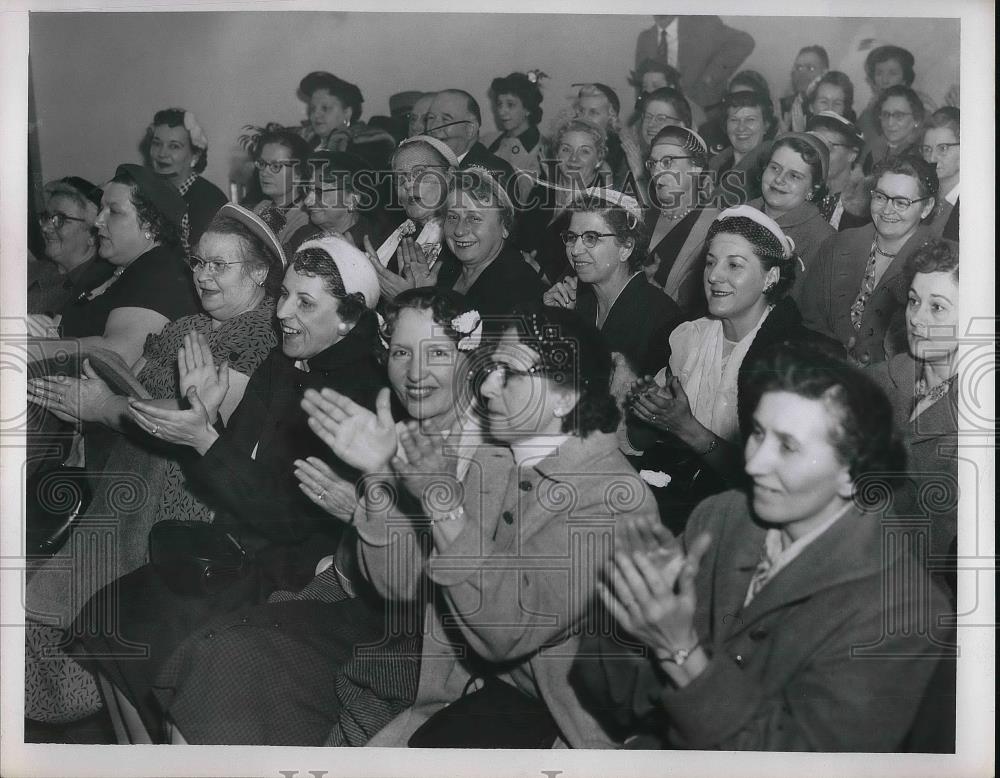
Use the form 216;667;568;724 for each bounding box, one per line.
295;234;380;309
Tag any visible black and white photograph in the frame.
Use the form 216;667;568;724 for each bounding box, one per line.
0;2;994;777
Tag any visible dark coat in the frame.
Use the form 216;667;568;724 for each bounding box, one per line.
183;176;229;248
434;241;544;321
572;489;950;751
634;17;755;109
575;272;681;374
796;223;935;366
644;205;718;320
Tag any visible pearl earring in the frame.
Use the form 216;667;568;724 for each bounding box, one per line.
144;231;152;240
553;407;567;419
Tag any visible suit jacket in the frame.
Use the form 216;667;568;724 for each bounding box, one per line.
635;17;755;109
644;205;718;319
359;432;663;748
796;224;935;366
928;197;959;241
572;489;949;750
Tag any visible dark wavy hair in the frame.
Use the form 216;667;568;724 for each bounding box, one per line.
807;70;856;121
501;304;619;437
145;108;208;174
872;154;939;200
109;167;182;250
642;87;692;129
905;237;959;286
289;247;368;326
729;70;774;105
299;72;364;122
566;198;649;273
705;215;797;303
202;209;286;299
381;287;472;344
739;341;906;482
489;73;544;126
865;45;916;87
252;126;311;169
723;89;778;140
876;84;926;130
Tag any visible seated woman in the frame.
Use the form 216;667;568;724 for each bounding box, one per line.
708;90;776;208
484;72;546;202
24;205;283;724
806;111;869;230
623;206;834;533
862;85;926;173
245;124;312;250
797;155;938;367
290;150;386;250
149;288;482;746
787;70;857;132
319;304;661;748
751;133;836;282
28;176;113;317
642;126;718;318
698;69;773;155
144;108;227;248
619;87;693;201
542;190;679;373
778;45;829;129
434;167;544;318
921;108;960;240
518;118;610;283
627;59;684;121
363;134;457;303
72;235;384;738
573;342;949;751
295;70;395;168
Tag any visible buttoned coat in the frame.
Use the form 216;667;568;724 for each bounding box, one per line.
358;432;663;748
796;224;935;365
572;489;949;751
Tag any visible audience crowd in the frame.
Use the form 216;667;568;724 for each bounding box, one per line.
24;16;960;753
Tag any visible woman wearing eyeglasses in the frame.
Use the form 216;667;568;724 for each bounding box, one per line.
643;126;718;318
921;108;960;240
618;87;693;200
24;204;283;724
798;156;938;367
28;177;114;318
542;192;680;373
246;125;312;250
862;85;925;174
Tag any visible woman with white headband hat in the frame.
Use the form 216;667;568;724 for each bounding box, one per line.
144;108;228;248
24;204;285;724
70;234;385;739
624;205;837;532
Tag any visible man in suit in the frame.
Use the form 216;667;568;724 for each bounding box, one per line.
635;15;755;113
425;89;516;189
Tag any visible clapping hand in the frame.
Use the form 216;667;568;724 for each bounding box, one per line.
28;358;117;425
627;374;695;434
126;387;218;453
363;235;416;301
294;456;359;522
301;386;398;475
617;511;677;558
597;532;712;656
789;93;807;133
391;421;460;507
178;331;229;424
542;275;578;309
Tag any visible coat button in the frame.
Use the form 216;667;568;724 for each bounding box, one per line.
206;630;215;638
519;480;533;491
272;622;281;629
512;145;521;153
866;328;874;337
734;654;744;666
502;510;514;524
858;352;871;365
241;617;249;624
749;627;768;641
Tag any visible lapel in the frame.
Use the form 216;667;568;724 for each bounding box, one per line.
721;507;886;640
833;224;876;296
663;207;717;295
871;226;933;300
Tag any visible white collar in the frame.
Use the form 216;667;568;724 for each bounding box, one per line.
510;435;569;466
944;184;960;205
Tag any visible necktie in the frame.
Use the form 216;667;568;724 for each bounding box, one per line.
657;28;668;63
849;242;879;329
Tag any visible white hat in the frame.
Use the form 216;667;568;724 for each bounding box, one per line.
296;235;381;309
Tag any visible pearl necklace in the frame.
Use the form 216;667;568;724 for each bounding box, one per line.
662;206;694;221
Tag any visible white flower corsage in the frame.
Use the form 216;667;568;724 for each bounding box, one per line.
183;111;209;151
376;311;390;349
639;469;672;488
451;310;483;352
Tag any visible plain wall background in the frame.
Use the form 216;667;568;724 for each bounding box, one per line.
29;12;959;191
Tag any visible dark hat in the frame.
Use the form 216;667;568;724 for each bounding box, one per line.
113;163;186;230
306;150;370;184
298;71;341;99
58;176;103;209
389;91;425;117
807;111;865;150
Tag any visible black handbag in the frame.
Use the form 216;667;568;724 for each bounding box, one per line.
408;677;560;749
148;520;248;596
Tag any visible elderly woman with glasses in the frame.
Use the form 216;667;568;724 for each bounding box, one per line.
24;205;284;724
798;155;938;367
643;126;719;318
28;177;113;317
619;87;693;200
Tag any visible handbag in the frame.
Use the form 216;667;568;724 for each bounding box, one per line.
408;677;560;749
148;520;248;596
